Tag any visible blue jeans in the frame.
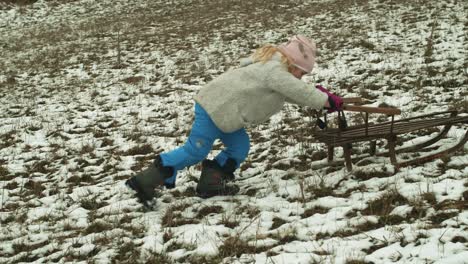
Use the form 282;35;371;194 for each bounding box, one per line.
160;103;250;185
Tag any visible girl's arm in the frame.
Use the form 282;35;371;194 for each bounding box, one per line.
269;67;329;109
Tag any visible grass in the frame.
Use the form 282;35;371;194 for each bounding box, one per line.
196;205;224;218
1;0;467;263
219;212;240;228
162;229;173;243
181;254;222;264
166;240;196;252
161;210;200;228
4;181;19;190
429;211;458;225
67;174;95;184
275;229;299;245
145;253;173;264
218;235;274;259
22;179;46;197
80;198;108;210
362;243;387;254
424;20;437;63
332;220;384;238
353;167;393;180
28;160;50;174
270;217;288;230
12;240;49;256
345;259;367;264
305;177;335;199
362;190;408;216
358;39;376;50
301;206;329;218
451;236;467;243
83;221;113;235
421;192;437;205
237;205;261;218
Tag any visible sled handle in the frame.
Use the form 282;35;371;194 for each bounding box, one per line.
343;105;401;115
342;97;364;104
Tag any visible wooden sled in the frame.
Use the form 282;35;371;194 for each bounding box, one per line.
312;99;468;171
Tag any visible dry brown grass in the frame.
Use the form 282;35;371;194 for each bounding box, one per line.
196;205;224;219
1;0;466;263
363;190;408;216
301;206;329;218
218;235;275;259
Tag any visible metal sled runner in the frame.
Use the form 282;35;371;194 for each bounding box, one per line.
312;99;468;171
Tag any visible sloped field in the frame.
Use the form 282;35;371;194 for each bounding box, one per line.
0;0;467;263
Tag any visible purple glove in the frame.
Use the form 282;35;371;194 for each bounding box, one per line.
316;85;344;113
316;85;330;95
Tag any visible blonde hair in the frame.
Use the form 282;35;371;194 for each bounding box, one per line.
252;45;292;68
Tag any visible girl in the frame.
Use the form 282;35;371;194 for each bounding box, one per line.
126;35;343;207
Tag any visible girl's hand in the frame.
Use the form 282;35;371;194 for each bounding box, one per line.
316;85;343;113
327;93;344;112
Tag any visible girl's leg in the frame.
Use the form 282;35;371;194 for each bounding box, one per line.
160;103;222;186
215;128;250;169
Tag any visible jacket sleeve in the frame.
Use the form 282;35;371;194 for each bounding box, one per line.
239;56;254;67
268;66;329;109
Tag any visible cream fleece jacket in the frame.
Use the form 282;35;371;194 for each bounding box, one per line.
193;54;329;133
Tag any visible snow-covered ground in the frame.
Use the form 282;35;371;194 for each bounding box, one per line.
0;0;467;263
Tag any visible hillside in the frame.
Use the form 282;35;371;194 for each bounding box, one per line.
0;0;467;263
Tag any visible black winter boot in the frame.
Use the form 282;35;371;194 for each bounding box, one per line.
126;156;173;207
196;159;239;198
222;158;237;182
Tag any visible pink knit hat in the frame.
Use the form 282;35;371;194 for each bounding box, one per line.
277;35;317;73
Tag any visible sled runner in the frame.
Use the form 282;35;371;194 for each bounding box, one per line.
312;99;468;171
